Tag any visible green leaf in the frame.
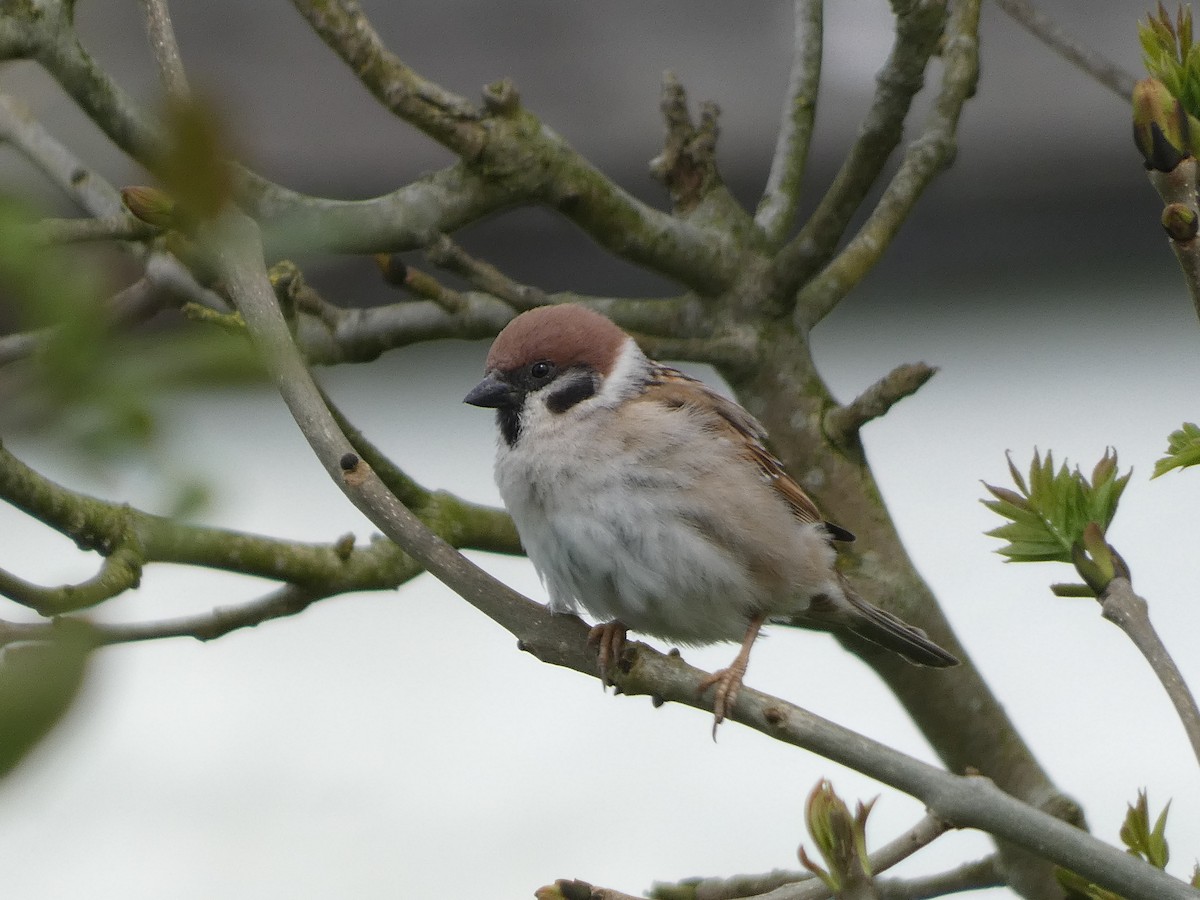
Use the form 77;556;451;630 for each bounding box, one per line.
981;449;1130;565
1119;790;1171;869
1152;422;1200;477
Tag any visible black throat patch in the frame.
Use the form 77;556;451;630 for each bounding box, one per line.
497;408;521;447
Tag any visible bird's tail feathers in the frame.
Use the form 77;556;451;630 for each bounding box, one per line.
839;589;959;668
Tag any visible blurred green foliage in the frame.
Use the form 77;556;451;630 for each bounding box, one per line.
0;194;263;513
0;634;90;780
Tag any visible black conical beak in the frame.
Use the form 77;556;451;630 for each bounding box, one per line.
463;372;515;408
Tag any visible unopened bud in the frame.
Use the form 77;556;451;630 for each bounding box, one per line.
120;185;176;228
1133;78;1191;172
1162;203;1199;241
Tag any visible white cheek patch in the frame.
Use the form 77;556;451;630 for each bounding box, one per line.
594;338;648;406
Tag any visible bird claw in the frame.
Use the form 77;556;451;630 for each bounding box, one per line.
587;622;627;688
697;664;747;739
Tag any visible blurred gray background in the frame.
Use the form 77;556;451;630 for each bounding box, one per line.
2;3;1197;899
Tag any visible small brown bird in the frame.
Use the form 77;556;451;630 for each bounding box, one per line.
465;305;957;729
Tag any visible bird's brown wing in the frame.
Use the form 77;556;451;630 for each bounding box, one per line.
644;364;854;542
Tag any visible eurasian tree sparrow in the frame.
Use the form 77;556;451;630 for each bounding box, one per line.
465;304;957;729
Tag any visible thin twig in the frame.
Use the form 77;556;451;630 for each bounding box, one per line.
756;0;824;244
210;206;1199;900
1100;577;1200;769
0;546;142;615
30;216;158;244
0;92;126;218
875;856;1004;899
1148;159;1200;325
138;0;190;100
823;362;937;448
425;234;548;311
992;0;1136;101
422;235;698;336
0;584;338;649
654;813;951;900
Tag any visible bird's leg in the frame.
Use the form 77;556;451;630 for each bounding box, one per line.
587;621;628;687
697;614;766;735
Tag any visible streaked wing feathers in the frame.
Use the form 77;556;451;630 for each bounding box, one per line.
643;364;852;541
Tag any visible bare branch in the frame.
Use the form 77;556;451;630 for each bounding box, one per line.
823;362;937;448
424;234;549;312
774;0;948;300
992;0;1136;101
1100;577;1200;769
654;813;951;900
30;216;158;245
0;546;141;615
756;0;824;244
650;73;725;215
0;437;515;590
288;0;741;293
0;92;126;218
294;293;516;365
1147;160;1200;326
795;0;980;328
138;0;190;100
874;856;1004;899
0;584;347;649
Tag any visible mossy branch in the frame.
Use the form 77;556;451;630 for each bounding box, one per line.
288;0;742;293
773;0;949;302
756;0;824;245
794;0;980;328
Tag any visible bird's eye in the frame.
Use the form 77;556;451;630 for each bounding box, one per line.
530;361;555;380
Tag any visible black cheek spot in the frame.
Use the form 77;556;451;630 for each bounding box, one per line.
545;376;597;414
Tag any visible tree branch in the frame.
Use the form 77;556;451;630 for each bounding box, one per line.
30;216;158;245
654;813;952;900
823;362;937;448
0;583;357;649
774;0;948;302
1147;159;1200;326
0;437;516;593
756;0;824;245
992;0;1136;101
138;0;190;100
288;0;742;294
794;0;980;328
1100;577;1200;769
874;856;1004;899
0;546;141;615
